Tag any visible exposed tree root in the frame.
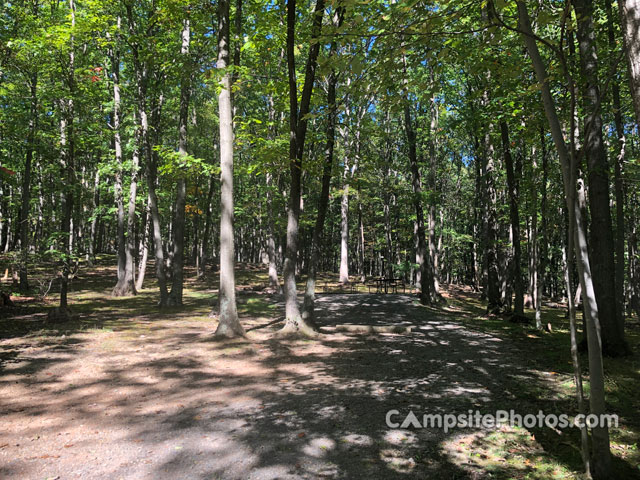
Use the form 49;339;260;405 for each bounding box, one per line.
335;324;413;334
276;318;320;338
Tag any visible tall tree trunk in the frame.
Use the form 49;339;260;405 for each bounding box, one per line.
280;0;325;335
88;168;100;265
357;191;365;282
563;211;591;474
59;0;76;311
482;118;501;311
168;16;191;307
402;51;432;305
199;175;216;277
539;127;549;324
126;4;168;306
265;172;280;290
145;108;168;306
0;181;8;254
501;121;524;315
517;3;612;476
111;18;136;297
19;71;37;291
427;87;440;296
302;25;340;322
573;0;627;356
605;0;629;347
618;0;640;126
403;101;431;304
136;196;151;291
214;0;244;337
339;161;350;283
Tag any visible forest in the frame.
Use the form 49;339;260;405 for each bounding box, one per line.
1;0;640;478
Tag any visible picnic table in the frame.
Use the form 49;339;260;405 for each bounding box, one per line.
369;277;403;294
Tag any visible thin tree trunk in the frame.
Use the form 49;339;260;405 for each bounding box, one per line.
265;95;281;291
111;17;136;297
88;168;100;265
168;16;191;307
427;87;440;296
302;23;340;322
539;126;549;322
573;0;627;356
618;0;640;126
605;0;629;345
403;109;431;303
214;0;244;337
501;120;524;315
564;214;591;474
483;114;501;311
59;0;76;311
358;192;365;282
126;4;168;306
136;196;151;291
401;51;432;305
19;71;37;291
199;175;216;277
280;0;325;335
517;4;612;476
339;162;350;283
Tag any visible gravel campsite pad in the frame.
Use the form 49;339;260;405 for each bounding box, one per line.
0;292;600;479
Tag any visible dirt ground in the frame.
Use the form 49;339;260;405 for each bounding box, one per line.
0;284;638;479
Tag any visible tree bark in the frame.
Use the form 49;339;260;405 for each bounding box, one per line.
339;162;350;284
618;0;640;126
302;22;340;322
168;16;191;307
18;71;37;291
605;0;629;348
111;17;136;297
482;118;501;311
265;95;281;291
427;87;440;296
517;3;612;477
126;3;168;306
199;175;216;277
280;0;325;335
404;101;431;305
501;121;524;315
573;0;627;356
136;196;151;291
214;0;244;338
59;0;76;311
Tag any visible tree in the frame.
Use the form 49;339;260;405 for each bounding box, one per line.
501;120;524;316
280;0;325;336
214;0;244;338
619;0;640;126
168;12;192;307
573;0;628;356
302;6;343;323
516;3;612;476
111;14;137;298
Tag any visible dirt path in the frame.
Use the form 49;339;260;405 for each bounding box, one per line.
1;293;574;479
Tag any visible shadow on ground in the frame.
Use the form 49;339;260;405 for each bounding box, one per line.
1;291;638;479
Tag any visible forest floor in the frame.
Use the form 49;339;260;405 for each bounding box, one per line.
1;258;640;479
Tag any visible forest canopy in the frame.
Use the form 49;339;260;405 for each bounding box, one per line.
1;0;640;477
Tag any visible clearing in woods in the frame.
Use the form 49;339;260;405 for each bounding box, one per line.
1;264;639;479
